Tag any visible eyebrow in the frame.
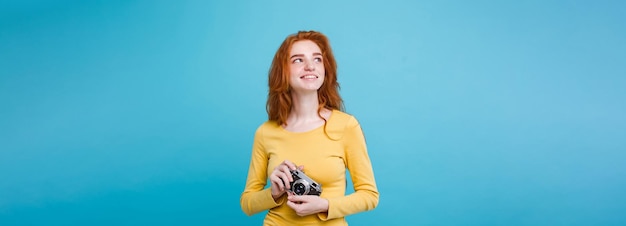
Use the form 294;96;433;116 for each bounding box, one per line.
290;52;323;59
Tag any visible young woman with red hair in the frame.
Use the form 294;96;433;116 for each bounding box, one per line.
241;30;379;225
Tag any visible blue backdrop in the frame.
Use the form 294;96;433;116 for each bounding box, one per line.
1;0;625;225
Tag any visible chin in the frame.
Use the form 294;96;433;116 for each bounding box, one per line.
292;87;321;93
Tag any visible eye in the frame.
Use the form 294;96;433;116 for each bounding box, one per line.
292;58;303;63
314;57;323;63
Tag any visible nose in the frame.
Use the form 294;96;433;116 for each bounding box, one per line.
305;60;315;71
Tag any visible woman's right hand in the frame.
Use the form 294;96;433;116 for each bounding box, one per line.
269;160;300;201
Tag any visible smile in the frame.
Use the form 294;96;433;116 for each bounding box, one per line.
300;75;318;79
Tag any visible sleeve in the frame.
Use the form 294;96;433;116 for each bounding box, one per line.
240;125;285;216
319;116;379;220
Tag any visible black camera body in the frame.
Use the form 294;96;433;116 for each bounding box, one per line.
288;169;322;196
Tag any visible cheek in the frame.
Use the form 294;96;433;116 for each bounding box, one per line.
288;68;298;79
290;64;301;74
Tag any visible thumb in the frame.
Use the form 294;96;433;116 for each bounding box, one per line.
288;194;311;202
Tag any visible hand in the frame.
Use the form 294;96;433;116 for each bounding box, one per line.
269;160;303;201
286;193;329;216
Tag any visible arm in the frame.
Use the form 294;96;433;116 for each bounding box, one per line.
240;126;284;215
319;116;379;220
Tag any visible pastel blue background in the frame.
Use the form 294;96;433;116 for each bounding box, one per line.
1;0;624;225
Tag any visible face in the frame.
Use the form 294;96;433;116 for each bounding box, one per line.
288;40;325;93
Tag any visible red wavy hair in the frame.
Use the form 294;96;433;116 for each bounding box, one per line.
267;30;344;126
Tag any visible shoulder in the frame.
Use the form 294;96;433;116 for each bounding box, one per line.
328;110;359;127
254;120;281;135
325;110;361;140
257;120;279;129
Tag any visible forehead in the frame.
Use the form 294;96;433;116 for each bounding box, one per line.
290;40;322;55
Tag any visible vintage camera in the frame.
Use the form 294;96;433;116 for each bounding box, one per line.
287;169;322;196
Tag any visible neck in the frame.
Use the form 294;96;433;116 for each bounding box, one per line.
289;91;321;122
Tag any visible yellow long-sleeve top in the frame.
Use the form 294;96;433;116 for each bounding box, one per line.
241;110;379;225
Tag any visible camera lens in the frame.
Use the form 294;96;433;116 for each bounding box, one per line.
293;183;306;195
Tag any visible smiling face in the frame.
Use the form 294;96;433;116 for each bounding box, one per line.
288;40;325;93
266;31;344;125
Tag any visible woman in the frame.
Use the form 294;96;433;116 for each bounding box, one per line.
240;30;379;225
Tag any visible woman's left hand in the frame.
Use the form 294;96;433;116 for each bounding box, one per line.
286;192;329;216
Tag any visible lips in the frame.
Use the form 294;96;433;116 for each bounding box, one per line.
300;74;318;79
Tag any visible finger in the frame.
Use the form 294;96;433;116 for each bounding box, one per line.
276;172;289;190
282;160;297;171
286;200;297;209
286;201;306;216
278;172;291;190
279;165;294;182
298;165;304;171
276;162;292;174
288;194;310;203
272;182;284;193
270;174;285;191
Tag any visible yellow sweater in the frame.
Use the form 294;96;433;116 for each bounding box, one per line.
241;110;379;225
